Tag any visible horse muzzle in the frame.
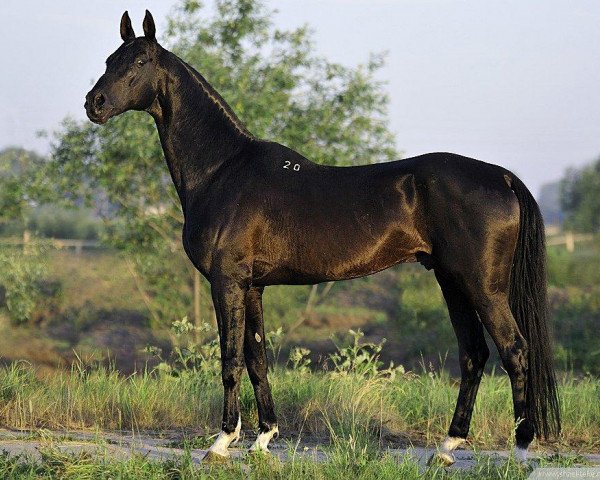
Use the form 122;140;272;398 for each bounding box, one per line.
84;91;112;124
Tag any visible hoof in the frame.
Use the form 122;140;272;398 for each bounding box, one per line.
246;449;279;469
202;450;230;464
428;451;455;467
247;448;272;458
515;447;528;463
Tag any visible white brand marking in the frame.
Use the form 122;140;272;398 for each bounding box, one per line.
283;161;300;171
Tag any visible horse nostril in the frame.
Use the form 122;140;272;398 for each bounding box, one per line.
93;93;105;109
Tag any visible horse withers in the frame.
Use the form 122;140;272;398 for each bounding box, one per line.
85;10;560;464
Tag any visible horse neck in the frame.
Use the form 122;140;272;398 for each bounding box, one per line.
149;51;254;207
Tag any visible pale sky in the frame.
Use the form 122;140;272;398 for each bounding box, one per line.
2;0;600;196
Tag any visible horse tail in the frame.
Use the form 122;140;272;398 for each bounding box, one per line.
508;174;561;439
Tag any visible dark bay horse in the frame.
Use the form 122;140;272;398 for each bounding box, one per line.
85;11;560;464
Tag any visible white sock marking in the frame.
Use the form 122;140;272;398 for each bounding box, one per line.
515;446;528;462
208;416;241;457
440;436;466;453
249;425;279;452
430;436;466;465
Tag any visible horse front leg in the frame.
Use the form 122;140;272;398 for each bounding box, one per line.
244;286;279;452
204;274;248;462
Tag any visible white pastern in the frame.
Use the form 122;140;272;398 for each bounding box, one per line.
249;425;279;452
207;416;241;457
515;446;528;462
429;436;466;465
440;436;466;454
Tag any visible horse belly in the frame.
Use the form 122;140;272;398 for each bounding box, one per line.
253;222;427;285
316;225;426;279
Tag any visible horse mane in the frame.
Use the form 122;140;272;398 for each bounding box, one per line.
172;54;255;140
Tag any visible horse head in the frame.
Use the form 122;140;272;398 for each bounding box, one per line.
85;11;162;124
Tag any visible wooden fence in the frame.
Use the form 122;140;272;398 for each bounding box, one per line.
0;230;595;254
546;231;594;252
0;232;101;254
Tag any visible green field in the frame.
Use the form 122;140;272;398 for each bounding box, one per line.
2;237;600;376
0;446;594;480
0;360;598;453
0;359;598;478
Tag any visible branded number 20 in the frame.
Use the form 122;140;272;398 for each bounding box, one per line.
283;161;300;171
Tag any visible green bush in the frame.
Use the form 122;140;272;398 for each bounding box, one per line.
27;205;103;240
0;242;47;324
550;286;600;374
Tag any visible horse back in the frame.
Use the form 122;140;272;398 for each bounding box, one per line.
187;143;520;285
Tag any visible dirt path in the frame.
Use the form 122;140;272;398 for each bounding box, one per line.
1;429;598;470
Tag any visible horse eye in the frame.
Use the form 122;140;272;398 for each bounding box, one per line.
136;59;146;67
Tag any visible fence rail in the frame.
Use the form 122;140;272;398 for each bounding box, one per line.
0;233;101;254
546;232;594;252
0;231;595;254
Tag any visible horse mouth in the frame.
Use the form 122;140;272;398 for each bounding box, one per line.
85;108;110;125
84;96;113;125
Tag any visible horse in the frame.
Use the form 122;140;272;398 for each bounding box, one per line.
85;10;560;464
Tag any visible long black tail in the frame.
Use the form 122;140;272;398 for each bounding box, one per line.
508;174;560;439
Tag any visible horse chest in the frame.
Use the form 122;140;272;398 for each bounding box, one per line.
182;223;214;278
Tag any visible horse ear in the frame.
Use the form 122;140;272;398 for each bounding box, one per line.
143;10;156;41
120;11;136;41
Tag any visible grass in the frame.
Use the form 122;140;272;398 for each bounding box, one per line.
46;249;147;312
0;441;593;479
0;362;598;454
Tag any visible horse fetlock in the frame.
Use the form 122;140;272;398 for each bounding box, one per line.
208;416;241;457
249;425;279;452
221;363;245;387
428;436;466;467
516;418;535;447
441;436;466;452
515;446;528;463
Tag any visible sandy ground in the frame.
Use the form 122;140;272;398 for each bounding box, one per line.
0;428;599;470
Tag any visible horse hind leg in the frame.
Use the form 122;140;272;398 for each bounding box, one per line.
243;287;279;453
473;294;533;461
429;271;489;466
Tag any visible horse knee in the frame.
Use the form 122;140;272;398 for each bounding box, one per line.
461;344;489;378
477;345;490;369
246;358;267;386
222;360;245;388
504;339;528;379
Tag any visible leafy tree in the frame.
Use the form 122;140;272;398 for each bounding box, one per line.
0;148;50;324
0;147;47;230
561;158;600;233
43;0;398;328
0;242;47;324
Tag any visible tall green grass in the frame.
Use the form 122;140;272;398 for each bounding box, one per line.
0;361;598;452
0;441;592;480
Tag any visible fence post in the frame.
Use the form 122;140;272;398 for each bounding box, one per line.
22;230;30;254
566;231;575;252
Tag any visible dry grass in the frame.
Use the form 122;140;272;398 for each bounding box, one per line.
0;362;598;454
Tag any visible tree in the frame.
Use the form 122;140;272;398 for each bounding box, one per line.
560;158;600;233
42;0;399;328
0;148;48;323
0;147;47;229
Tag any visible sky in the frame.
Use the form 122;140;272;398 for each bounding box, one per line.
2;0;600;196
